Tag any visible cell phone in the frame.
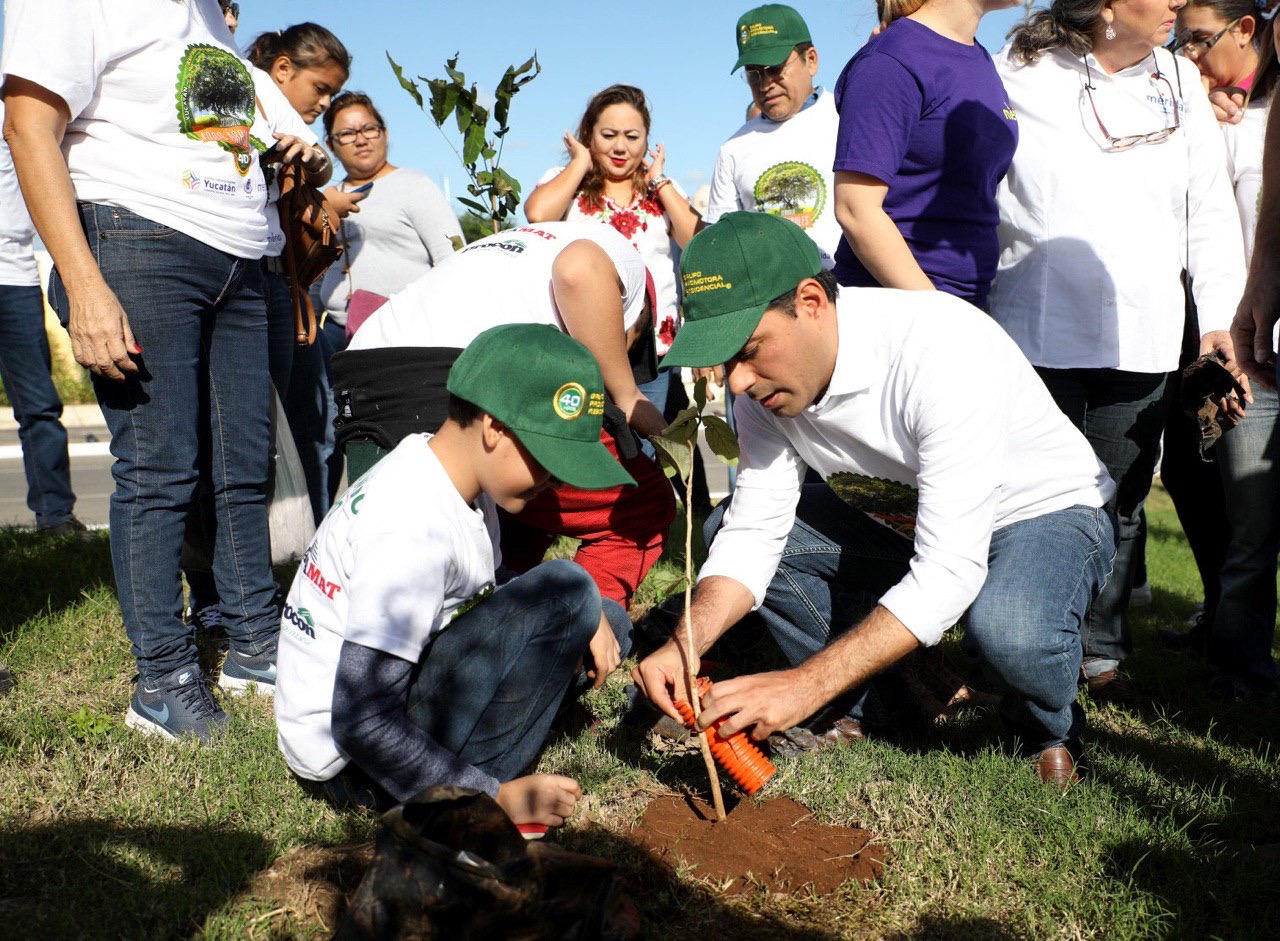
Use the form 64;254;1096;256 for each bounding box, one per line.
350;182;374;194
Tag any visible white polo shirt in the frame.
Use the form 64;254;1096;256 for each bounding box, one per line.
699;289;1114;647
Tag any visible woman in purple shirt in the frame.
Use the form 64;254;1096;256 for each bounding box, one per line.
832;0;1020;308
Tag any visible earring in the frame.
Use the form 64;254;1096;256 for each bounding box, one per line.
1105;23;1116;40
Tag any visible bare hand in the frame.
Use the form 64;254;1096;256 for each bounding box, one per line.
626;396;669;439
324;186;367;218
691;365;724;401
644;143;666;183
697;669;816;740
632;638;696;722
584;614;621;689
495;774;581;827
68;281;140;382
266;133;325;171
1201;328;1253;420
1232;274;1280;389
564;130;591;168
1208;88;1246;125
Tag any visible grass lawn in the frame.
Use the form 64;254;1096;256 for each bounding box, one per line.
1;485;1277;939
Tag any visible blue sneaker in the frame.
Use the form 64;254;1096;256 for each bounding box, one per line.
218;645;277;697
125;665;227;742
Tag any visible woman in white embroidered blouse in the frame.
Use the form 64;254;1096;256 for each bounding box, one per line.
988;0;1247;699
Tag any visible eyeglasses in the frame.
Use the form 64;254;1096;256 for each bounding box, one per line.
331;123;385;146
219;1;239;16
742;51;798;87
1171;17;1242;58
1082;53;1181;151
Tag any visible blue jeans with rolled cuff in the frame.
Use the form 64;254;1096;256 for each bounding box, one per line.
706;483;1115;752
0;283;76;528
49;203;279;684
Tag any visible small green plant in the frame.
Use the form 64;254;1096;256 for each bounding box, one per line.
388;51;540;235
64;705;116;742
649;377;739;819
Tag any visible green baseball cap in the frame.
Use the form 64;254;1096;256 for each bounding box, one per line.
732;4;812;72
663;211;821;369
447;324;636;490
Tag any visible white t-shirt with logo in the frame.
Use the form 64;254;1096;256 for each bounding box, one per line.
276;434;503;781
1;0;269;259
0;100;39;287
249;68;320;259
347;221;647;351
705;89;842;269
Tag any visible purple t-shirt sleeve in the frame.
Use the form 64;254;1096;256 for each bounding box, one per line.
833;52;924;186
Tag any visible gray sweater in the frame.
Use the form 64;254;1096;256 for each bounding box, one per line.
319;167;462;325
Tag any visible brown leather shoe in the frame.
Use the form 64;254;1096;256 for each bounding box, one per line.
1035;745;1082;788
767;712;864;758
1084;668;1137;706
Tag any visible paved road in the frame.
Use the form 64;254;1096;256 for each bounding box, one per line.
1;404;731;530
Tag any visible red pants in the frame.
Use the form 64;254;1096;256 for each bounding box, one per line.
500;430;676;608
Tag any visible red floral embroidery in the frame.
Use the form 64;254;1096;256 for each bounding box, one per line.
658;315;677;349
609;210;642;239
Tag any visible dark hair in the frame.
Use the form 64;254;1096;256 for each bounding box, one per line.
447;393;484;428
574;84;651;211
323;91;387;139
876;0;924;25
246;23;351;78
1181;0;1279;99
767;269;839;317
1006;0;1107;65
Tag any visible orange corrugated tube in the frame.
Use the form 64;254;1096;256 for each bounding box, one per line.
672;677;776;795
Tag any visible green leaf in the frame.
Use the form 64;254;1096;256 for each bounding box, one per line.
387;53;424;109
458;197;489;215
463;122;487;166
649;434;692;483
455;101;472;134
693;376;708;412
426;78;454;127
493;167;519;198
444;55;465;86
702;415;740;466
664;406;699;438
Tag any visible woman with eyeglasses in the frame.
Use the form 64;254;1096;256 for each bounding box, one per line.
989;0;1247;704
1163;0;1280;698
297;92;461;518
830;0;1021;308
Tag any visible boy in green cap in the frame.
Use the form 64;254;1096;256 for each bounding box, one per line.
635;212;1116;787
276;324;635;826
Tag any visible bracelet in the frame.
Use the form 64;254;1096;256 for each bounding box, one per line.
648;175;672;197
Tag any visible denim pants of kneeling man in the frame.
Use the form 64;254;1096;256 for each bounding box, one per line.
706;484;1117;753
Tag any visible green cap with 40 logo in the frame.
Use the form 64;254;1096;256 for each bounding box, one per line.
447;324;636;490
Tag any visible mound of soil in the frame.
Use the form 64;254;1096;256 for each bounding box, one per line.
235;842;372;932
629;795;885;895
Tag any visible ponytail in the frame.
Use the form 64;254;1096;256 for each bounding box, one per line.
1006;0;1108;65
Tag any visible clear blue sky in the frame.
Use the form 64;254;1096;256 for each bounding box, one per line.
1;1;1032;220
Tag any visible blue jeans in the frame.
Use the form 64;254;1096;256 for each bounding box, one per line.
318;560;632;809
284;316;346;523
263;267;294;397
708;484;1115;751
1036;367;1173;671
50;204;278;683
1213;386;1280;693
0;283;76;528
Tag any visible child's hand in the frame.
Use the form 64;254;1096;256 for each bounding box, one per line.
585;614;621;689
496;774;581;826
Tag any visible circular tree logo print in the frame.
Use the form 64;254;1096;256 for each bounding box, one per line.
753;161;826;230
175;44;256;176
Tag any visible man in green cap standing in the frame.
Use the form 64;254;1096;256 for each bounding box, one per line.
706;4;843;269
634;212;1117;786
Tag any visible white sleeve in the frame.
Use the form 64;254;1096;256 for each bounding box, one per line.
877;320;1007;646
344;527;452;662
696;397;805;605
1179;58;1246;335
704;143;743;225
1;0;107;119
404;173;463;267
